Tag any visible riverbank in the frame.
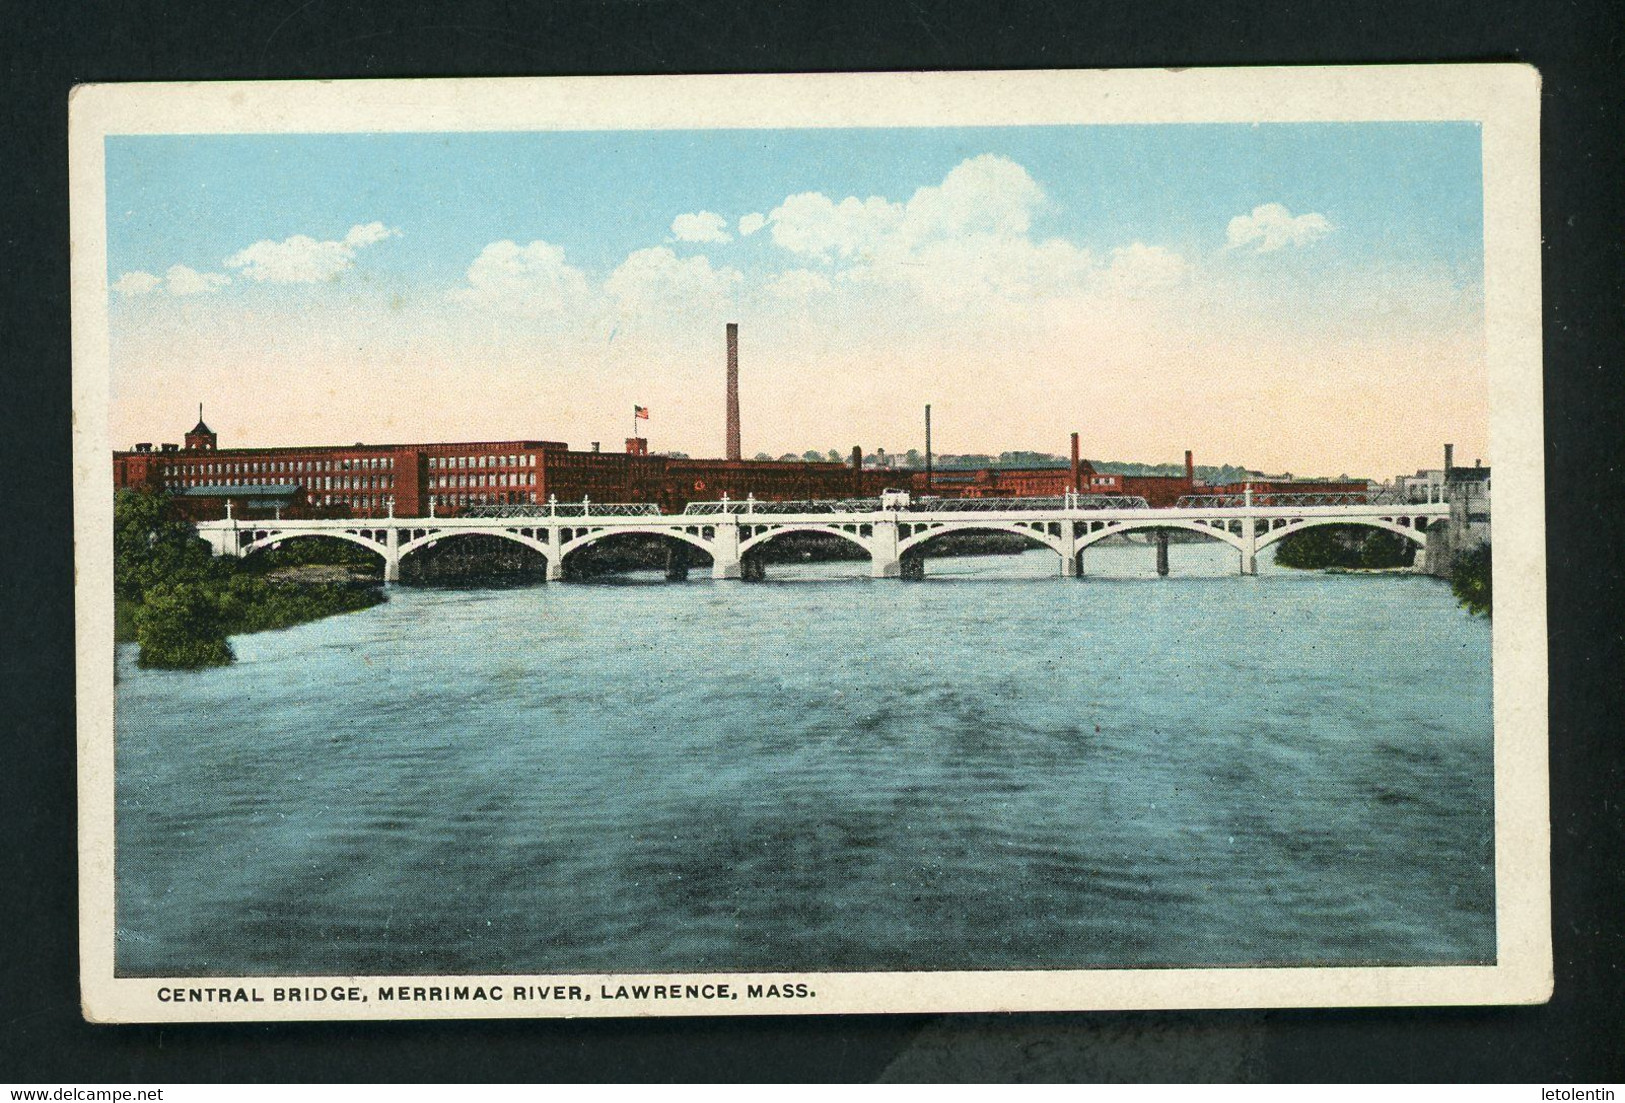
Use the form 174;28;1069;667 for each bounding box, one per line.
116;489;387;668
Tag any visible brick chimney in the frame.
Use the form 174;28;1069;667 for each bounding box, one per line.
1185;449;1195;484
726;323;741;461
1070;432;1082;493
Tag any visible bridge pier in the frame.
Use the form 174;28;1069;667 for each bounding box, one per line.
870;555;901;578
664;544;689;582
543;525;565;581
1058;524;1078;577
1240;518;1258;576
383;528;401;583
870;519;902;578
1155;530;1170;576
711;521;743;580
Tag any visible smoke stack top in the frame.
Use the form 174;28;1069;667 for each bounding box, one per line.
725;323;741;462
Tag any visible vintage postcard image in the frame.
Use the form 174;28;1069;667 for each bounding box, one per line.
71;66;1549;1021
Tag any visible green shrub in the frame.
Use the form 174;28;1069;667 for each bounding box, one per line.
115;489;385;669
1451;544;1492;617
134;582;234;668
1274;525;1414;570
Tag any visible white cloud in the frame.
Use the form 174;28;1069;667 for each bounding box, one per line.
1098;243;1188;292
606;246;742;318
344;221;398;248
164;264;231;296
112;271;162;297
749;154;1119;317
670;211;732;244
892;153;1045;248
738;212;766;237
112;266;228;298
768;193;904;260
1225;203;1332;253
764;268;834;302
224;221;400;283
448;239;591;314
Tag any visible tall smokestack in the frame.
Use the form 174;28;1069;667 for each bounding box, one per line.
725;323;741;461
925;405;933;491
1070;432;1082;493
1185;449;1195;484
1444;443;1454;474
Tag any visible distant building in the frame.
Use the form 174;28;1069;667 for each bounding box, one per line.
113;423;893;520
1397;468;1448;502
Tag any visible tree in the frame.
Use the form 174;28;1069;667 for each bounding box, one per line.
114;487;385;669
114;489;228;602
1451;544;1491;617
826;450;842;463
1274;525;1413;570
802;450;824;462
754;452;772;461
905;449;922;467
134;581;234;668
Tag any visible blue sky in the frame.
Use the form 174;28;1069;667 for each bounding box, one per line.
106;123;1483;289
104;123;1487;476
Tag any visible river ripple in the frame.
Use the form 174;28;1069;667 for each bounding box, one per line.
115;542;1494;975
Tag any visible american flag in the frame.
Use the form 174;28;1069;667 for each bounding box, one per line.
634;405;649;420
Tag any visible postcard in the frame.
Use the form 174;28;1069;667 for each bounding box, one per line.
71;65;1549;1021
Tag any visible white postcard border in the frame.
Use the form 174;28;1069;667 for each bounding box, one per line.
71;65;1550;1022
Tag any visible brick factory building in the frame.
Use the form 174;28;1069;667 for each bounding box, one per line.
113;330;1367;520
113;421;1365;521
113;419;894;520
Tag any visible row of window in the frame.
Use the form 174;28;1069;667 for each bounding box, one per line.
430;492;539;506
161;475;395;491
430;454;534;470
431;472;537;489
314;495;390;511
161;456;395;477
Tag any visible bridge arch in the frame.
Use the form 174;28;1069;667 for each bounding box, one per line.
1253;515;1429;551
1075;518;1245;552
239;528;390;562
560;525;716;562
737;524;875;559
895;520;1065;559
397;527;553;564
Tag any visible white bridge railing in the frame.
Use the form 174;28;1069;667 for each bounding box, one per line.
197;497;1452;583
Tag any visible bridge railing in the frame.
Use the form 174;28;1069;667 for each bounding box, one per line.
681;494;1155;515
460;502;663;519
1174;491;1408;509
915;495;1150;512
682;498;883;515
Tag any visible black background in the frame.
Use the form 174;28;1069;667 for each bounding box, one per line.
2;0;1621;1083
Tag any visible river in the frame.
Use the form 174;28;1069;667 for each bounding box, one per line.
114;541;1495;976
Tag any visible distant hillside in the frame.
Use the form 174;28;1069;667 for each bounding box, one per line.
784;446;1329;484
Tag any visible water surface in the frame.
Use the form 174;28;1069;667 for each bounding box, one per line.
115;542;1495;975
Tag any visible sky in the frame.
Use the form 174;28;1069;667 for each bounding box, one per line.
104;123;1487;478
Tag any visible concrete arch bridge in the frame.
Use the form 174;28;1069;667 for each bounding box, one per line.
197;497;1449;582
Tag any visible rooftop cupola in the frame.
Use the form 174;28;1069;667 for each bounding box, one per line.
183;404;217;451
